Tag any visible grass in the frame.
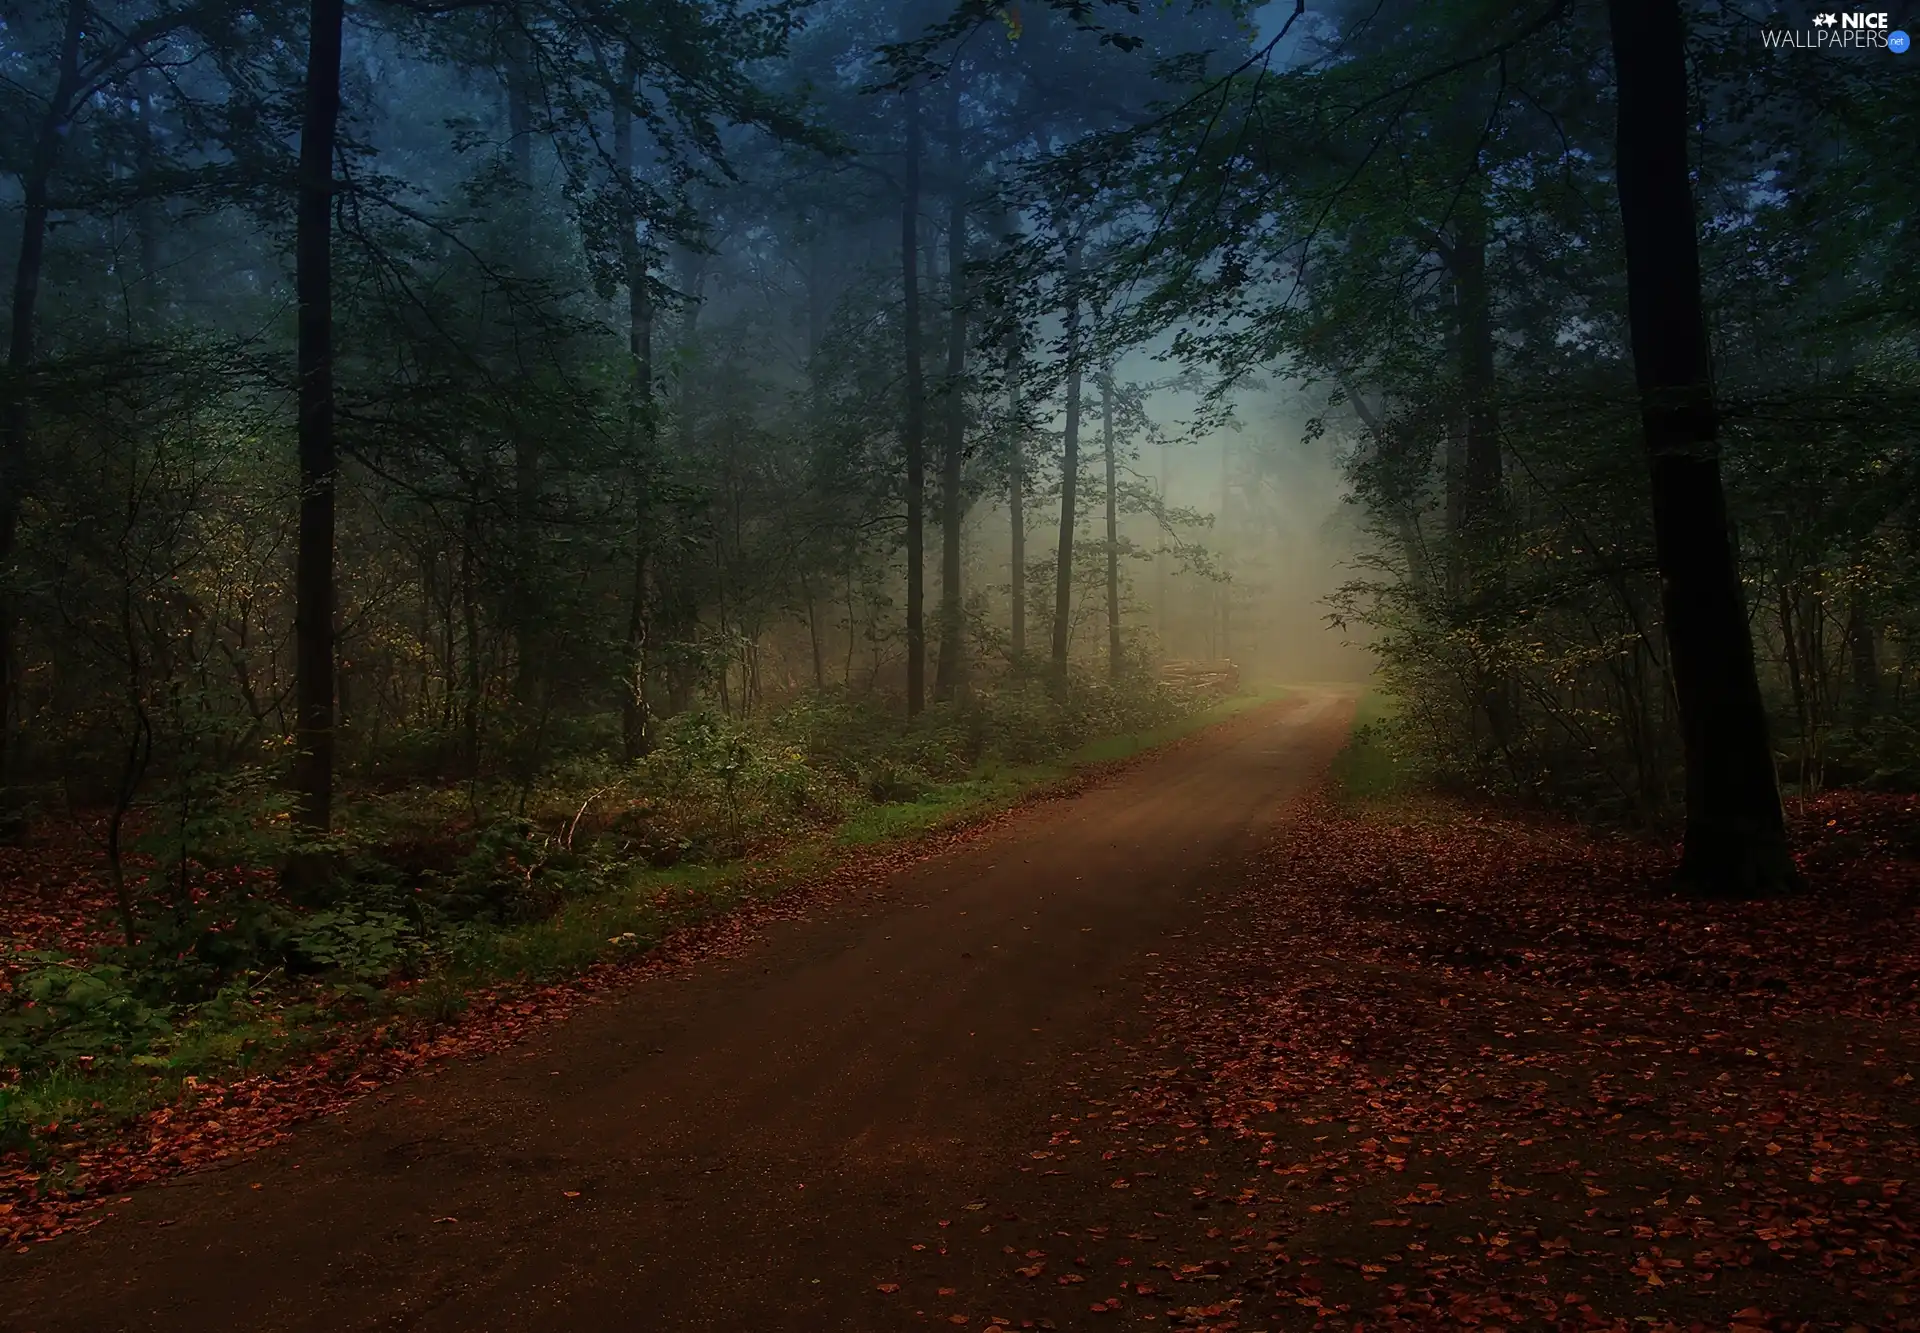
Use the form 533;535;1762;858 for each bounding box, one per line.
834;686;1291;846
1067;684;1292;764
1327;686;1407;804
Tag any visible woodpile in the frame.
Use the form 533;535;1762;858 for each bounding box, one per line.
1158;659;1241;695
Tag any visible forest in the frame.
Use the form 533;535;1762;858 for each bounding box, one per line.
3;0;1918;1328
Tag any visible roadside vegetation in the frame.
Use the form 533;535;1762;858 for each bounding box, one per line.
0;674;1252;1226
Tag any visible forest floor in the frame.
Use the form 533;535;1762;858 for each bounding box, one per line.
5;689;1919;1332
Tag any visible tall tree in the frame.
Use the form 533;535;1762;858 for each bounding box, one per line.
613;46;655;761
1101;366;1120;680
0;0;88;791
1049;241;1083;682
506;31;543;714
1606;0;1796;895
292;0;346;832
901;83;928;716
1007;327;1026;665
934;83;969;702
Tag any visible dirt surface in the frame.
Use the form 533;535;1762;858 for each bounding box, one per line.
0;689;1356;1332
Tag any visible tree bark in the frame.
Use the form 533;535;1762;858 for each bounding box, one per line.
613;48;655;762
935;89;967;702
1049;243;1083;683
507;40;542;713
292;0;345;832
901;86;927;716
1450;196;1514;762
1008;329;1026;665
1101;368;1120;680
1607;0;1796;895
1452;195;1503;551
0;0;88;788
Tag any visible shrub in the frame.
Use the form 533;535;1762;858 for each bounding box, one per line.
0;953;174;1075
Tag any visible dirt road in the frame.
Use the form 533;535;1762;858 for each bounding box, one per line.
1;688;1354;1332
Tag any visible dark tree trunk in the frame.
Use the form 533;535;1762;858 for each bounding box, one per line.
1008;330;1026;665
1101;368;1120;680
934;94;967;701
1450;197;1514;762
901;86;927;716
1452;197;1503;550
0;0;87;789
1607;0;1796;895
614;47;654;762
507;43;542;712
292;0;345;832
660;249;707;717
1049;245;1083;683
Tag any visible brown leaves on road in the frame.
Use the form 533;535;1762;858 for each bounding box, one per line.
933;787;1920;1332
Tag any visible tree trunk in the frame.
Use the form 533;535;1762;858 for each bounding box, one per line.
1008;330;1026;666
292;0;345;833
0;0;87;789
1049;244;1083;683
1102;368;1120;680
1450;197;1514;762
935;93;967;702
901;86;927;716
1218;437;1231;660
507;43;542;713
1607;0;1796;896
1452;196;1503;552
614;48;655;763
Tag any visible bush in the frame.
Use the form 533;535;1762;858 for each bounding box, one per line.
288;906;423;984
0;953;174;1075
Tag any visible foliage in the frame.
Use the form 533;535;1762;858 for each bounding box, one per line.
0;955;173;1076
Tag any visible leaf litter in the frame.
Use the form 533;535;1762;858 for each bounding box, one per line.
905;787;1920;1332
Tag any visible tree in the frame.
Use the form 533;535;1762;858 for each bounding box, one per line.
901;82;928;716
612;44;657;762
1100;365;1120;679
1048;239;1083;682
934;78;970;702
1605;0;1796;895
291;0;346;834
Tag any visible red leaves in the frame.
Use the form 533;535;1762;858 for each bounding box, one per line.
974;783;1920;1331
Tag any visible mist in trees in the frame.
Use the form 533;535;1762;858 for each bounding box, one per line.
2;0;1911;901
0;0;1353;867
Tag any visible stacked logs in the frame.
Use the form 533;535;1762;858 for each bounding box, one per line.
1157;659;1241;695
